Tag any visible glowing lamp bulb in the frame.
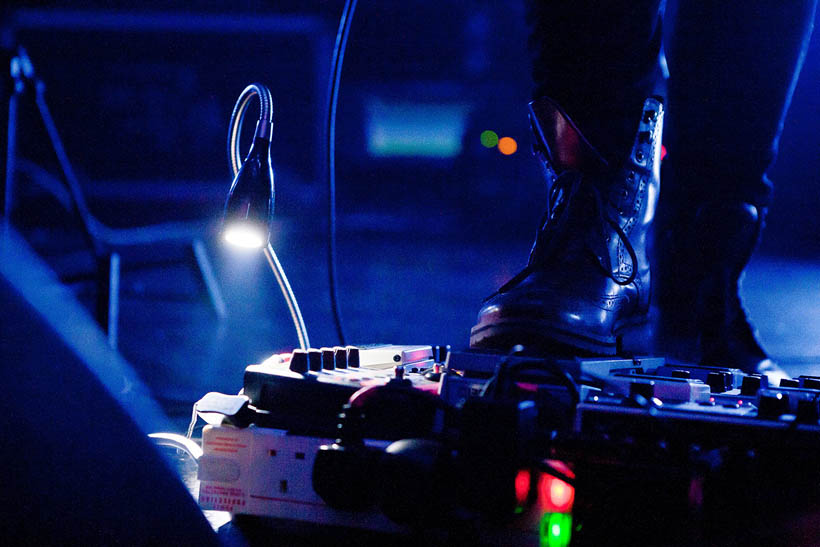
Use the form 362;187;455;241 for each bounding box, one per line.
221;134;274;249
223;222;265;249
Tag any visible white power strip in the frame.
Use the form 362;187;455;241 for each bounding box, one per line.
198;424;401;532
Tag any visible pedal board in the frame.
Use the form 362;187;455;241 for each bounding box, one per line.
194;345;820;543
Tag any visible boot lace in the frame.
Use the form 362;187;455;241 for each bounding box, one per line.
495;171;638;295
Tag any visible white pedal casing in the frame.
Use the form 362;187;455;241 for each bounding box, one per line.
198;424;400;532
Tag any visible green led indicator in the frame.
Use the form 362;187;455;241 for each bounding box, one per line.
540;513;572;547
480;130;499;148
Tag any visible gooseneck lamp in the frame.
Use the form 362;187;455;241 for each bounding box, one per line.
222;83;310;350
223;83;274;248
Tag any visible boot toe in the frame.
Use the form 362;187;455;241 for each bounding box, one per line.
470;280;628;354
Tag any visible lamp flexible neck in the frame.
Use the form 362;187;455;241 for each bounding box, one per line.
228;83;274;177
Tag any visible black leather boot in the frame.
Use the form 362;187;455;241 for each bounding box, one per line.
470;96;664;354
656;201;785;377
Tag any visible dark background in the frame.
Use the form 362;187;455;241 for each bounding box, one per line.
1;1;818;407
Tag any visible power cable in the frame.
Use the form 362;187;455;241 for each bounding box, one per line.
325;0;358;345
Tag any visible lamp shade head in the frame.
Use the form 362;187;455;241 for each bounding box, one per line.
222;140;274;249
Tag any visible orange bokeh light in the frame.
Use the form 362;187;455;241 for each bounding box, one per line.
498;137;518;155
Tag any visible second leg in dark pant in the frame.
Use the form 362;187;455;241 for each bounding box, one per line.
657;0;817;372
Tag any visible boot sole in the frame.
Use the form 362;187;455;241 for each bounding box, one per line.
469;317;651;356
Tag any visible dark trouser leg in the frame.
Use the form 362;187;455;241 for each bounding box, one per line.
658;0;817;369
665;0;817;207
526;0;666;164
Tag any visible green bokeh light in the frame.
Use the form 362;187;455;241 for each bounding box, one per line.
480;130;499;148
540;513;572;547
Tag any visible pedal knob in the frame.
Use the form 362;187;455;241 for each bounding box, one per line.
741;374;766;395
320;347;336;370
307;349;323;372
334;346;348;369
671;370;691;379
289;350;309;374
800;377;820;390
346;346;360;368
706;372;731;393
780;378;800;388
757;391;789;419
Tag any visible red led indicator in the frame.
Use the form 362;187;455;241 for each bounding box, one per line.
537;474;575;513
550;478;573;507
515;469;531;506
661;144;668;160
